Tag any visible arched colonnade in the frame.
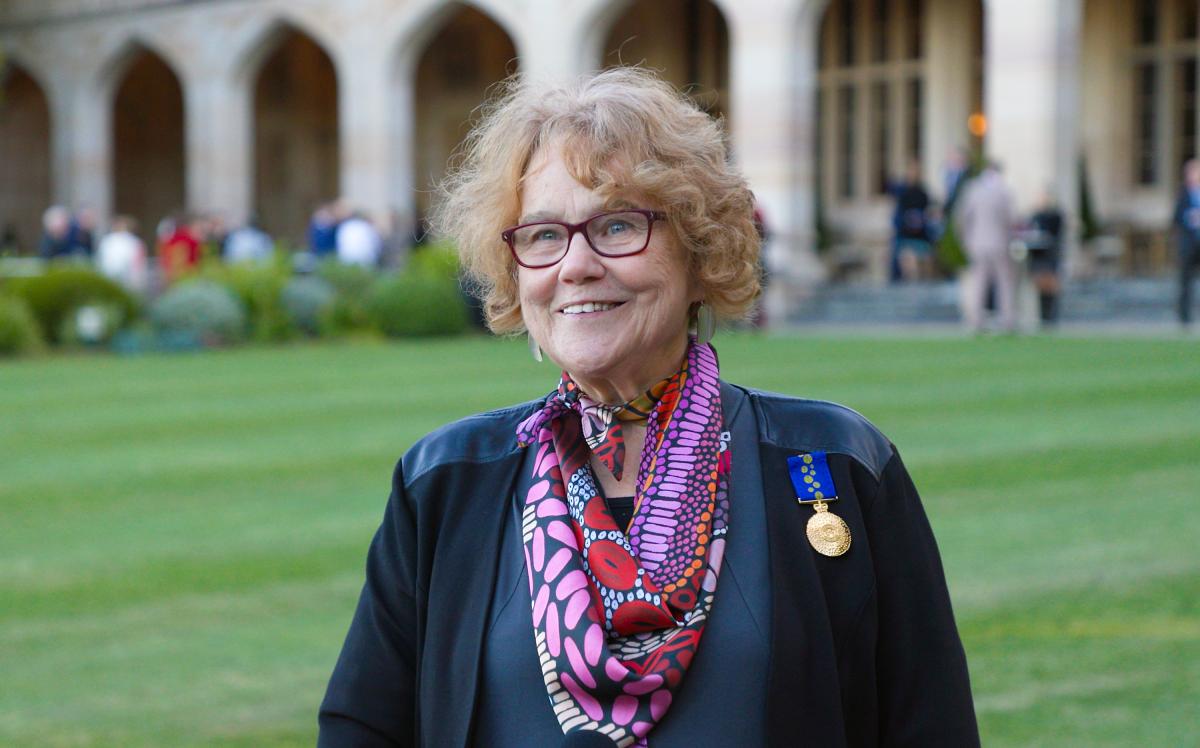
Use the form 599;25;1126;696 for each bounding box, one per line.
2;0;1195;287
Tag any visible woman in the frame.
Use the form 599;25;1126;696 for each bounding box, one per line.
320;68;978;747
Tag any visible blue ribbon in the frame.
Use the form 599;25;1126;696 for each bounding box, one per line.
787;451;838;503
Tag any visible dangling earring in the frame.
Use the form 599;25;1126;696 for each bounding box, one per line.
529;334;543;363
694;302;716;345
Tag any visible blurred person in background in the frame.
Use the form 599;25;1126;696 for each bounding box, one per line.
1025;189;1065;327
319;67;978;747
223;215;274;264
69;205;99;258
38;205;76;260
203;212;229;261
942;146;970;216
335;209;382;267
96;215;148;295
957;161;1016;333
1174;158;1200;326
158;212;201;282
890;159;934;282
309;202;340;259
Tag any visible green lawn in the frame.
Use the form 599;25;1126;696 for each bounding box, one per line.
2;334;1198;746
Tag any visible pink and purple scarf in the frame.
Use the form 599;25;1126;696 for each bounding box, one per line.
515;340;730;746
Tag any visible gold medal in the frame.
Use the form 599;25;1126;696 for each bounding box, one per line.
805;500;851;557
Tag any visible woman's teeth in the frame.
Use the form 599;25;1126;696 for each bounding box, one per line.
561;302;618;314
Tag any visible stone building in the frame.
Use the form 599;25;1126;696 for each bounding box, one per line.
1;0;1197;293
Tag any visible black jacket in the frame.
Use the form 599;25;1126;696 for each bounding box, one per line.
319;383;979;747
1174;187;1200;245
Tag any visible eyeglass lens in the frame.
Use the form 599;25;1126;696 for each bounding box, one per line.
511;211;652;265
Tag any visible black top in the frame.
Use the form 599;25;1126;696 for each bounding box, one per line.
318;383;980;747
604;495;635;532
473;389;770;746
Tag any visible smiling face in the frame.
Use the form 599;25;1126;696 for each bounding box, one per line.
517;145;699;403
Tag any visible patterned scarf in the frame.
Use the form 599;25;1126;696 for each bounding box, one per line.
556;371;671;481
515;341;730;747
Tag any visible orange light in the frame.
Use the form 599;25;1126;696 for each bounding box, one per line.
968;113;988;138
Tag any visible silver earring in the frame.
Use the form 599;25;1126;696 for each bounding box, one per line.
529;334;543;362
695;302;716;345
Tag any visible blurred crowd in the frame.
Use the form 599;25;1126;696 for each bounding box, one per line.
15;199;422;298
8;154;1199;331
886;149;1200;330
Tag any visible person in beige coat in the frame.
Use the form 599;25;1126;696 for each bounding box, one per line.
957;163;1016;332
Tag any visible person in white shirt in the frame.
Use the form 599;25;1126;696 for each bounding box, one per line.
336;211;382;268
95;216;148;295
223;216;274;264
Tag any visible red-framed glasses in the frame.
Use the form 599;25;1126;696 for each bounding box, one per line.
500;209;666;269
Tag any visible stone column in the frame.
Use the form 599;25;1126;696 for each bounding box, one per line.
516;0;590;82
66;78;114;219
44;74;77;208
726;0;825;324
182;67;252;226
925;0;977;198
336;46;392;223
984;0;1081;231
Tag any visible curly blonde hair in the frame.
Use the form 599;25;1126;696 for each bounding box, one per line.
431;66;761;334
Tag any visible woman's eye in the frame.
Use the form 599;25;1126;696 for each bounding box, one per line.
603;221;629;235
535;228;564;242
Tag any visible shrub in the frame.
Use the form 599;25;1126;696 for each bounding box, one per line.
935;221;969;272
366;272;468;338
407;242;460;281
281;276;336;336
315;260;376;333
0;294;46;357
149;280;246;346
7;267;138;344
196;260;294;342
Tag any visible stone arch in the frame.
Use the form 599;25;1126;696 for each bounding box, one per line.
109;45;186;246
230;13;342;90
404;2;518;225
597;0;730;120
94;34;187;98
0;60;53;255
242;23;341;245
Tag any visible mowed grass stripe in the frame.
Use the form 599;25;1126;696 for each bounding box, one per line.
2;334;1197;746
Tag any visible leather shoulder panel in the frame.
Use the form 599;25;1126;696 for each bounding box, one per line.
402;397;544;485
739;385;895;481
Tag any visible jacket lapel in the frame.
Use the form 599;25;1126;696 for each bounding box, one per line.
425;451;523;748
760;440;849;747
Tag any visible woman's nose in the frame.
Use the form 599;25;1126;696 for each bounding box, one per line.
557;229;605;283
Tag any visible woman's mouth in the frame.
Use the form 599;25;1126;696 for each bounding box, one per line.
560;302;624;315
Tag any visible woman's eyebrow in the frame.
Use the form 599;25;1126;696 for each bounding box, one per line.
518;205;613;224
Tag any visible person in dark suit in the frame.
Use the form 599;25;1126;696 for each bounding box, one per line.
1174;159;1200;325
319;68;979;747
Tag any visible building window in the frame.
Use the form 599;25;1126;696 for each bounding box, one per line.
1181;0;1197;41
873;82;892;194
1130;0;1199;187
872;82;891;194
1136;0;1159;46
817;0;933;206
872;0;889;63
908;78;924;164
839;0;857;67
838;84;857;198
1180;59;1197;165
907;0;924;60
1135;61;1158;185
